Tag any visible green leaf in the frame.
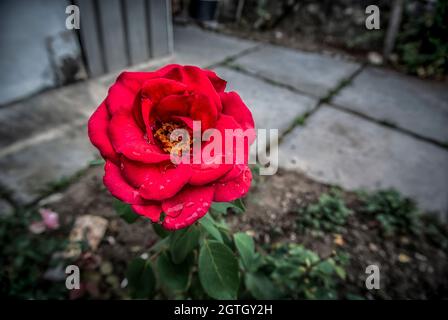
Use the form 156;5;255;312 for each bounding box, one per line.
250;163;261;176
315;260;334;275
157;251;192;293
113;200;139;224
89;158;105;166
245;272;281;299
153;223;171;238
126;257;156;298
198;240;239;300
334;266;346;280
199;215;223;242
210;202;243;215
169;225;200;264
232;198;246;212
233;232;256;271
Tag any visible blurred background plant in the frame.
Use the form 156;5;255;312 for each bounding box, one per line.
297;191;352;233
395;0;448;78
183;0;448;79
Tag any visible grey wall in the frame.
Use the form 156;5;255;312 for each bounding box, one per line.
0;0;83;106
75;0;173;77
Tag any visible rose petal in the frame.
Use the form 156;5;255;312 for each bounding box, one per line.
161;65;222;113
121;158;192;200
189;93;218;130
39;208;60;230
219;164;245;182
205;69;227;93
214;114;254;164
220;91;255;133
106;81;137;115
213;165;252;202
116;71;159;92
189;159;233;186
155;94;191;122
88;102;119;163
103;161;146;204
109;112;170;163
162;185;214;230
131;203;162;223
141;78;187;103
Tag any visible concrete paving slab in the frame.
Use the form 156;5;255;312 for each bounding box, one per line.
0;124;97;205
213;67;317;132
278;106;448;219
231;45;360;98
332;67;448;145
173;25;258;67
0;81;106;150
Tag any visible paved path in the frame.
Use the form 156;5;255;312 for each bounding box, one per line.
0;24;447;221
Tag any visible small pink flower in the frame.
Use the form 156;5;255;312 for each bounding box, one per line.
39;208;60;230
29;209;60;234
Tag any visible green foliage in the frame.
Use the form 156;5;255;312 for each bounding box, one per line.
297;191;352;233
126;257;156;299
119;200;349;301
199;214;223;243
169;225;200;264
0;210;68;299
198;240;240;300
360;189;421;236
156;252;192;294
209;200;245;215
233;232;262;272
262;244;349;299
121;200;276;300
113;199;139;223
244;271;281;300
396;0;448;78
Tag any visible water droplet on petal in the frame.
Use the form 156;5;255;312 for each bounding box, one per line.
167;203;183;214
185;202;194;208
160;185;165;190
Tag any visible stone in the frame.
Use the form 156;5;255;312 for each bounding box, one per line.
279;106;448;220
213;67;317;133
332;67;448;145
0;124;97;205
0;81;106;150
65;214;108;258
367;52;383;65
173;25;257;68
231;44;360;98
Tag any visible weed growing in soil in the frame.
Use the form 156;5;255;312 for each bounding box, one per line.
0;210;68;299
261;244;349;299
359;189;421;236
297;191;352;233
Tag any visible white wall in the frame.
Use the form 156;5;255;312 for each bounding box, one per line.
0;0;82;105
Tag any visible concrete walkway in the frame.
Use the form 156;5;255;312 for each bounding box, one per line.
0;24;447;220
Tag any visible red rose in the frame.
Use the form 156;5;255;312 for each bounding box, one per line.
88;64;255;230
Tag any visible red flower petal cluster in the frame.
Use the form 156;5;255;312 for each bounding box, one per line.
88;64;255;230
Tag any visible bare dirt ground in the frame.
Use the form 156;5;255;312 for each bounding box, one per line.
41;166;448;299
